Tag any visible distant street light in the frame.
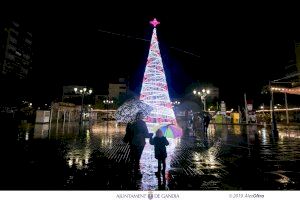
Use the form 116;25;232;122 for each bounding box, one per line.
74;87;92;124
103;99;114;120
172;100;181;116
193;89;210;111
260;104;266;116
172;101;181;106
260;106;264;109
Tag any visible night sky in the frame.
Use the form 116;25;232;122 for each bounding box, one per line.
2;3;299;108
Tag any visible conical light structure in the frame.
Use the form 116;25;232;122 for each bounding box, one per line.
140;18;176;128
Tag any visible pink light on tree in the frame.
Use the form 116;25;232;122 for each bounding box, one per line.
150;18;160;27
140;18;177;128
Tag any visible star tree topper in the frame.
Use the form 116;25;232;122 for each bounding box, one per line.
150;18;160;27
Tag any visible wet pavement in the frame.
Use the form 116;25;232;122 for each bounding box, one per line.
0;120;300;190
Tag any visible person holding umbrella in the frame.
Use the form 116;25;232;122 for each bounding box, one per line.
116;98;153;178
123;121;134;163
130;111;152;178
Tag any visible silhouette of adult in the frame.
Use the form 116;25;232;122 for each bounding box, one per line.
203;113;211;134
123;121;134;163
130;112;151;177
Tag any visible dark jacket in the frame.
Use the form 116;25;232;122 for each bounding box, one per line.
150;136;169;160
131;119;150;146
204;115;211;127
123;122;133;144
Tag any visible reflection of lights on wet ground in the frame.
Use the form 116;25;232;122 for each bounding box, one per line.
68;159;73;167
101;137;112;147
139;137;179;190
33;124;49;139
267;171;293;185
66;136;91;170
259;127;300;142
206;147;219;169
86;130;90;143
208;150;215;163
166;138;177;170
232;125;241;134
91;122;125;134
261;128;267;145
25;132;29;141
277;175;290;184
84;149;90;166
209;125;216;134
85;156;89;165
79;160;83;167
278;128;300;139
67;150;91;170
23;120;300;189
192;144;222;171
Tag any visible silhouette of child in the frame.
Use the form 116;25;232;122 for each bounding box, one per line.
150;129;169;177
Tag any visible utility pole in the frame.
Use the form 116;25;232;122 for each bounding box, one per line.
74;87;93;125
238;105;242;123
285;92;289;125
269;81;278;136
80;93;84;125
270;100;272;122
244;93;249;124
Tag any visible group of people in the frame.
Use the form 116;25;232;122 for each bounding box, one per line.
191;112;211;134
123;112;169;179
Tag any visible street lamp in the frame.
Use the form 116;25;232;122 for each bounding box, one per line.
260;104;266;116
172;101;181;106
172;101;181;116
74;87;93;124
103;99;114;120
193;89;210;111
269;82;278;136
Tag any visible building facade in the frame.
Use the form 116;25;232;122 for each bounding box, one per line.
108;78;128;98
0;20;32;79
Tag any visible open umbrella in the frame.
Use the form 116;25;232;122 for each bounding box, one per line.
115;99;153;123
156;124;183;138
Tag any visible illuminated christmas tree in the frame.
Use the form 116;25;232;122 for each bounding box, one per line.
140;18;177;128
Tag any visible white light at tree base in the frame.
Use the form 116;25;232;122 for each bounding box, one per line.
140;18;177;131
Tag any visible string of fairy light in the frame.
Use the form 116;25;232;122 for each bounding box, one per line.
97;27;201;58
271;87;300;95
